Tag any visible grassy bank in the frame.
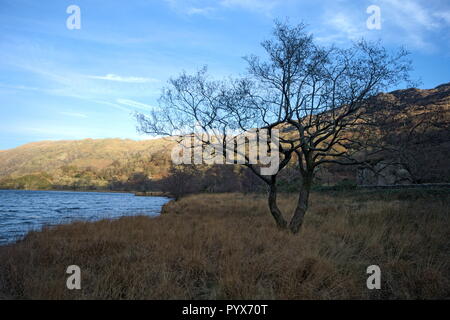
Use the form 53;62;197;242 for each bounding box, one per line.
0;190;449;299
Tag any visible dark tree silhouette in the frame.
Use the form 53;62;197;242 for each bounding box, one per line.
136;21;412;233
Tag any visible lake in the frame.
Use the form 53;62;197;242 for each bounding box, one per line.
0;190;170;245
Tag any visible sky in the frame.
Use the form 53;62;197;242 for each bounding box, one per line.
0;0;449;150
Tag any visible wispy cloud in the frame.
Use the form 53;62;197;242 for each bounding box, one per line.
317;0;450;51
322;12;367;42
59;112;88;119
380;0;442;30
116;98;157;111
0;83;41;92
165;0;281;16
87;74;159;83
187;7;216;16
2;124;104;139
93;100;133;113
434;11;450;24
220;0;281;14
378;0;450;50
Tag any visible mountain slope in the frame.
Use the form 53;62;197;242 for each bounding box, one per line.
0;138;175;190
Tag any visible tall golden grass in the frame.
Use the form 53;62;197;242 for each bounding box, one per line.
0;190;449;299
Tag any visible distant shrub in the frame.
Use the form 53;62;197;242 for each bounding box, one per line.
334;179;357;190
0;174;53;190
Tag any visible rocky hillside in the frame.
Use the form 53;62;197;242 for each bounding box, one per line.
367;82;450;184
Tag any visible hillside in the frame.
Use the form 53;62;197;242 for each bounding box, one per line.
0;138;175;191
0;83;449;191
364;82;450;184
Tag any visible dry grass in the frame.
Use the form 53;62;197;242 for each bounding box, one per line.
0;190;449;299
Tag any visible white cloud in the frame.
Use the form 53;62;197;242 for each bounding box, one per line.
165;0;281;15
94;100;133;113
116;98;156;111
0;83;41;91
220;0;280;13
87;74;159;83
318;0;450;51
5;125;100;139
433;11;450;24
59;112;88;118
187;7;216;16
325;12;367;41
377;0;450;50
380;0;444;30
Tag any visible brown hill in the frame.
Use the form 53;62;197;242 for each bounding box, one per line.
0;138;175;190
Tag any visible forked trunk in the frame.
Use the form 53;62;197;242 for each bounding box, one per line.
289;176;312;234
268;184;288;229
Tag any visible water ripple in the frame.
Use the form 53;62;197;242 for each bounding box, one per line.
0;190;170;245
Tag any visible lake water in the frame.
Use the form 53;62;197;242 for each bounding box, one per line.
0;190;170;245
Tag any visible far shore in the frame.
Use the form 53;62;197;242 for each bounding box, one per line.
0;188;171;197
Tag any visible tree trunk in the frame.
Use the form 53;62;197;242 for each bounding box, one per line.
268;183;288;229
289;175;312;234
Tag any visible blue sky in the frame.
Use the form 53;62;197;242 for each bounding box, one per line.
1;0;449;150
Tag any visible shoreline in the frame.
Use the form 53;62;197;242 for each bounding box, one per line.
0;189;173;246
0;188;171;197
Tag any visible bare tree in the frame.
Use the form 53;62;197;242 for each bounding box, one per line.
136;21;412;234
